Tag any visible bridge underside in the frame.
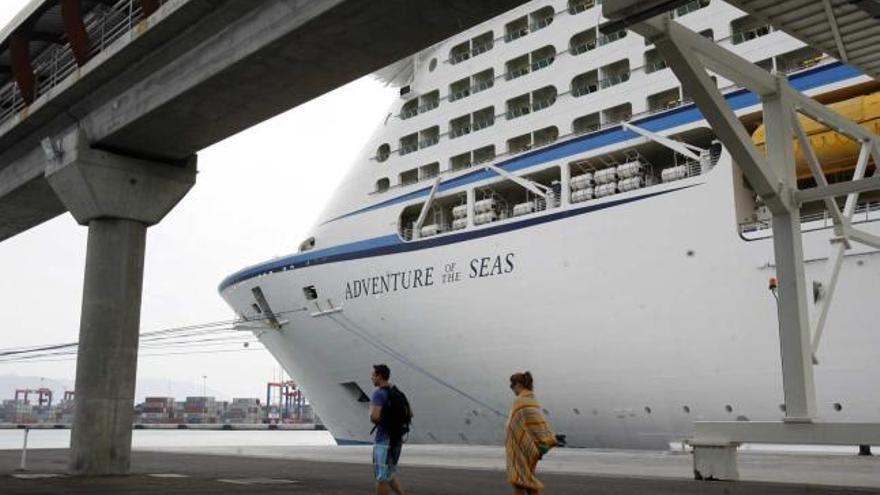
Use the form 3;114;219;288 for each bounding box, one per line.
0;0;528;241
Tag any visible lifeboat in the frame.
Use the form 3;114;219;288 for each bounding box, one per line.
752;91;880;178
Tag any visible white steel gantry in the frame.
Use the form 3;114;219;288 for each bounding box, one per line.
605;0;880;481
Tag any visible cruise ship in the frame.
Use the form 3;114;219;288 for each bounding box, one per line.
219;0;880;448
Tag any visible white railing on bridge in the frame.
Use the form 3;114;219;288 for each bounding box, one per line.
0;0;169;126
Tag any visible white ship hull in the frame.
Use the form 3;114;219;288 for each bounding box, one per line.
220;0;880;448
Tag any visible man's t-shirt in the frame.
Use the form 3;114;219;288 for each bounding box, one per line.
371;386;390;443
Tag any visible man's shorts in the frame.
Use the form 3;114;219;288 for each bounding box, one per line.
373;441;402;482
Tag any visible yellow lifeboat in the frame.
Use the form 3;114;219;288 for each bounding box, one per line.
752;92;880;179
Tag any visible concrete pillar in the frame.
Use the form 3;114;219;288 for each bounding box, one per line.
45;130;196;475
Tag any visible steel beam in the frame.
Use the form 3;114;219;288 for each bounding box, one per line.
9;33;34;104
796;175;880;203
652;26;788;213
60;0;91;67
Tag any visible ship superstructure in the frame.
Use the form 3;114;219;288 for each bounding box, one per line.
220;0;880;448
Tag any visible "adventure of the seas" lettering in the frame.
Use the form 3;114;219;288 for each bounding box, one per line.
343;252;515;300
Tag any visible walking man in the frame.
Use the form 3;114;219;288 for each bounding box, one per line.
370;364;410;495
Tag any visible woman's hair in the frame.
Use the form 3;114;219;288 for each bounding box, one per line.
509;371;534;391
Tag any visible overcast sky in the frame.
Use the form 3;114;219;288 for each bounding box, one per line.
0;2;398;400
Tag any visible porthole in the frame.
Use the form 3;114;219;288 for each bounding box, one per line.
724;404;734;413
376;143;390;162
644;406;652;414
779;403;786;412
683;405;691;413
833;402;843;412
429;58;438;72
573;408;581;415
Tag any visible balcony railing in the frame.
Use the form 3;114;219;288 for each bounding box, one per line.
731;25;771;45
571;83;599;97
505;27;529;42
599;72;630;89
571;39;597;55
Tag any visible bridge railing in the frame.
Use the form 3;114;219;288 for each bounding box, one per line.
0;0;168;127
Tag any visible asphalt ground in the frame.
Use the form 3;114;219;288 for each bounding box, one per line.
2;449;880;494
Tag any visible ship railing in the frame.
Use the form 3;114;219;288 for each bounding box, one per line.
570;39;598;56
399;144;418;156
598;29;627;46
571;83;599;98
471;41;494;57
529;17;553;32
731;25;772;45
449;126;471;139
505;66;531;81
400;107;418;120
0;0;169;126
471;80;494;94
599;73;630;90
740;201;880;236
450;51;470;65
531;98;555;112
645;60;668;74
449;88;471;102
530;56;555;72
506;106;531;120
419;137;439;149
417;101;439;113
472;118;494;132
504;27;529;43
569;0;597;15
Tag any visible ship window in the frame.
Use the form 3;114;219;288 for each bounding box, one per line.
429;58;437;72
419;162;440;180
533;126;558;148
570;28;597;55
449;77;471;102
419;126;439;149
530;46;556;72
674;0;710;17
375;177;390;193
601;103;632;125
400;169;419;186
568;0;595;15
450;41;470;64
571;70;599;97
251;303;262;314
450;114;471;139
645;48;666;74
400;133;418;155
419;90;440;113
572;112;600;135
776;46;823;74
340;382;370;403
599;59;630;89
472;106;495;132
508;133;532;155
731;15;771;45
699;29;714;41
598;21;627;46
450;152;473;172
401;99;418;120
529;6;555;32
531;86;557;112
506;93;531;120
471;31;494;56
376;143;390;162
473;145;495;165
504;15;529;42
647;87;682;113
299;236;315;252
505;54;530;81
472;69;494;94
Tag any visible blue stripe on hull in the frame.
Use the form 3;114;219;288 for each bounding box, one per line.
219;185;696;290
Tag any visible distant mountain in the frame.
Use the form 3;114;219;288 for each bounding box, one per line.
0;374;236;403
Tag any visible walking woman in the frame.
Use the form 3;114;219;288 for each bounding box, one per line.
505;371;557;495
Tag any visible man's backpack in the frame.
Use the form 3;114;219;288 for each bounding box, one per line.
381;385;413;445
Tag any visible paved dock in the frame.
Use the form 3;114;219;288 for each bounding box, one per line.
2;445;879;494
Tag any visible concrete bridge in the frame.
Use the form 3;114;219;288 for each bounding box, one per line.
0;0;526;475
